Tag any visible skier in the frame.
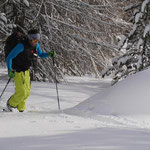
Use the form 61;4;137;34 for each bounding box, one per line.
6;29;56;112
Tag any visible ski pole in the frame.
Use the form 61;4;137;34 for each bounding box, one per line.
0;78;11;99
52;56;61;110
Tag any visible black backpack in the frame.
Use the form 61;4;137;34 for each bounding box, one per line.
4;31;38;71
4;32;26;59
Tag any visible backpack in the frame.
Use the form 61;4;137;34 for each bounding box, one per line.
4;32;26;59
4;31;38;71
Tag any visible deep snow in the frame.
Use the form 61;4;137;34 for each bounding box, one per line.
1;68;150;150
68;68;150;116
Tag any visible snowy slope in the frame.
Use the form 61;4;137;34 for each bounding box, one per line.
67;68;150;116
1;68;150;150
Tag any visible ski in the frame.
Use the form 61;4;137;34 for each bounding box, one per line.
0;107;12;112
2;108;11;112
0;106;18;113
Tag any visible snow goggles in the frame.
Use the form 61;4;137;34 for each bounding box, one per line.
29;33;40;41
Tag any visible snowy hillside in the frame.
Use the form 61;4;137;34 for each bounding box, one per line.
68;69;150;116
1;68;150;150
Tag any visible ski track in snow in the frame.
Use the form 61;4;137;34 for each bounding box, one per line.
0;74;113;138
1;68;150;150
0;71;149;138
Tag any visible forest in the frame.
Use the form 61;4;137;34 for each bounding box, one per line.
0;0;149;83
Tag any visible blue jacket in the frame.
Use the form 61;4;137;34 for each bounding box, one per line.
6;42;48;70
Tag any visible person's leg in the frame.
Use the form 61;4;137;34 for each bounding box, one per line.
9;71;27;109
17;70;31;112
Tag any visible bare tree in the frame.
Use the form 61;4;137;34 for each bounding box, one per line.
0;0;129;81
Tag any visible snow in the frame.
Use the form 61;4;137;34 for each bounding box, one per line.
144;22;150;37
68;69;150;116
135;12;142;23
137;38;143;50
129;24;137;37
117;35;126;50
117;55;132;67
141;0;150;12
23;0;29;7
0;13;7;24
137;55;142;70
1;68;150;149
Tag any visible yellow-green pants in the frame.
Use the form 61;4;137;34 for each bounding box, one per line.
9;70;31;111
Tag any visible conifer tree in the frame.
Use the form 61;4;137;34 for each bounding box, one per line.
102;0;150;84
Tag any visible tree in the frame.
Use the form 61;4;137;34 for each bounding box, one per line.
0;0;128;81
102;0;150;84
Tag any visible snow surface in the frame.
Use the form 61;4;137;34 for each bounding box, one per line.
137;38;143;50
144;21;150;38
141;0;150;12
117;35;126;50
129;24;137;37
1;68;150;150
23;0;29;7
135;12;142;23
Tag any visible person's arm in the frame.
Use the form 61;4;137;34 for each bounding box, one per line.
6;43;24;70
36;43;48;58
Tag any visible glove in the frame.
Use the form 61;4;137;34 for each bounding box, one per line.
8;70;15;78
48;51;56;58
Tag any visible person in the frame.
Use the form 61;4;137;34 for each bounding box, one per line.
6;29;56;112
